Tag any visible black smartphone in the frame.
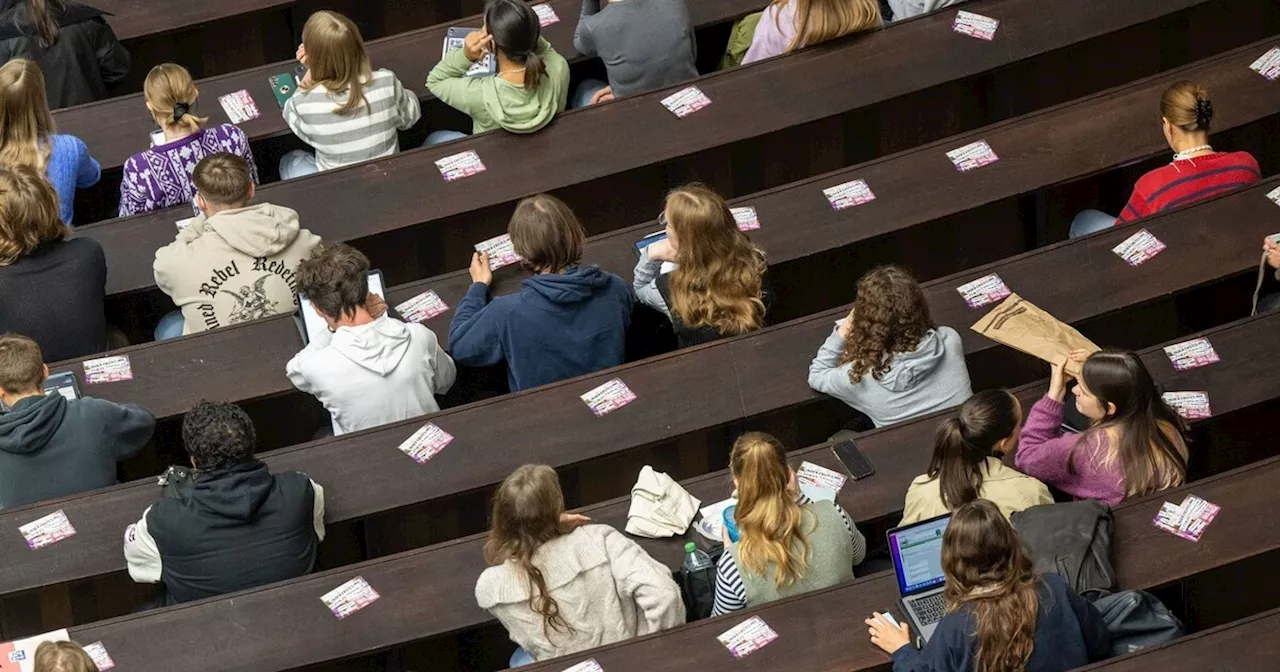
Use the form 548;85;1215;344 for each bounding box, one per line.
833;440;874;480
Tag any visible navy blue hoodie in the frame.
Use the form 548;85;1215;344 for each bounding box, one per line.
0;393;154;509
448;265;633;391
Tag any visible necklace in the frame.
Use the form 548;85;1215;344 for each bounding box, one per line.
1172;144;1213;161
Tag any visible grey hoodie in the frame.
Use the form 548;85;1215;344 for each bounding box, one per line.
153;203;322;335
0;393;155;509
807;325;973;427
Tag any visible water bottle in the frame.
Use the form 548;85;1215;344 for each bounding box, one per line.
682;542;713;573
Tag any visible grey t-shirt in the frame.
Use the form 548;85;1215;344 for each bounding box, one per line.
573;0;699;98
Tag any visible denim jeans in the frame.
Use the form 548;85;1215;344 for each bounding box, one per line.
154;310;186;341
425;130;469;145
571;78;610;109
279;150;319;180
1069;209;1118;239
508;647;535;668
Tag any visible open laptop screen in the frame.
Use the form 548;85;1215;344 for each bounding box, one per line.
888;513;950;596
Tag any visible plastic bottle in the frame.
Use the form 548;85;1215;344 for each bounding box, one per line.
682;542;714;573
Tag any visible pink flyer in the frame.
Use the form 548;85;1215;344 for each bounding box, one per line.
218;89;261;124
1112;229;1167;266
82;355;133;384
946;140;999;172
955;273;1012;309
580;378;637;417
822;179;877;211
1162;338;1220;371
320;576;381;619
19;510;76;550
398;423;454;464
952;10;999;40
731;206;760;231
1249;47;1280;81
1162;391;1212;420
475;233;522;271
717;616;779;659
532;3;559;26
661;86;712;118
395;290;449;323
435;150;487;182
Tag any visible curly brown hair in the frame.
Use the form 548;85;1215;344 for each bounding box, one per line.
839;265;935;383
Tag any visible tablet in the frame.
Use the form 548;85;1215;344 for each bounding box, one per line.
44;371;81;402
443;27;497;77
295;270;386;345
635;229;668;251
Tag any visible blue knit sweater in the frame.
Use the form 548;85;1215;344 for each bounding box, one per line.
46;134;101;224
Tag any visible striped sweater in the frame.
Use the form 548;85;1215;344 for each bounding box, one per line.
710;494;866;616
1116;151;1260;225
282;69;421;172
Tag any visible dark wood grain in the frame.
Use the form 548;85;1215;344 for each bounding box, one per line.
51;38;1280;417
77;0;1266;295
59;329;1280;672
94;0;299;41
1072;608;1280;672
4;181;1276;602
521;453;1280;672
66;0;761;170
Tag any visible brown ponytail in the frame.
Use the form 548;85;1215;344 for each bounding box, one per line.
926;390;1021;510
522;48;546;90
26;0;61;48
485;0;547;90
484;465;576;639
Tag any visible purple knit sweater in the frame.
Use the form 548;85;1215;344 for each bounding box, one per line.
118;124;258;218
1014;396;1125;506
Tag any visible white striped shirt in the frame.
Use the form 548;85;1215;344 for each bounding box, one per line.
282;69;422;172
710;495;867;616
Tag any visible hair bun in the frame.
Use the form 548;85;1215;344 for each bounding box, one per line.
1194;98;1213;129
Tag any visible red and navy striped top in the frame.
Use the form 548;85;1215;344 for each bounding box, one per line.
1116;151;1261;225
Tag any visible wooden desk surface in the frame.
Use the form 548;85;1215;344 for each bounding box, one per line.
51;38;1280;419
1073;608;1280;672
68;0;760;170
77;0;1247;295
95;0;298;41
64;362;1280;672
5;185;1276;601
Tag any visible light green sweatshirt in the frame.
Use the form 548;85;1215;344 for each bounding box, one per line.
426;38;570;134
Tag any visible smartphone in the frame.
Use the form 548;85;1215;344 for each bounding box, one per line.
43;371;81;402
833;440;874;480
268;73;298;108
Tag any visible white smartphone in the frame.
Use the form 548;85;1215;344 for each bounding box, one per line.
149;129;166;147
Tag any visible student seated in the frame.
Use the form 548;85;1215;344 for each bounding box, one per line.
634;184;771;347
900;390;1052;526
34;640;98;672
152;153;321;340
0;59;99;224
0;334;154;510
808;265;972;428
287;243;456;435
886;0;962;21
427;0;569;136
124;401;325;604
866;499;1111;671
119;63;259;218
571;0;698;107
476;464;685;666
712;432;867;616
0;0;128;109
449;194;632;392
0;165;107;361
743;0;881;65
281;10;422;178
1070;80;1261;238
1015;350;1189;506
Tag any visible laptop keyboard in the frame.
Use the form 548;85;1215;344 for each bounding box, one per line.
911;592;948;625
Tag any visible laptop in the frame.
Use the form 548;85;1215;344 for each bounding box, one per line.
295;269;386;346
887;512;951;643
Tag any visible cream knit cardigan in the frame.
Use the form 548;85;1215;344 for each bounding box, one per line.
475;524;686;661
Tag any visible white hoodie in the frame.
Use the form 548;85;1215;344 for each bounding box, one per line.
285;314;457;435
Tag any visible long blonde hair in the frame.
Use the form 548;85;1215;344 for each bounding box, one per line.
0;59;54;172
942;500;1040;672
665;184;767;336
484;465;576;640
775;0;881;52
300;11;372;116
731;432;810;587
33;640;97;672
144;63;207;135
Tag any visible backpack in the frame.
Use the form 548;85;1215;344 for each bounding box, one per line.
718;12;763;70
1011;500;1116;600
679;542;724;620
1091;589;1185;655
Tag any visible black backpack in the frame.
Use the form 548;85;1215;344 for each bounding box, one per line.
1092;589;1185;655
679;542;724;621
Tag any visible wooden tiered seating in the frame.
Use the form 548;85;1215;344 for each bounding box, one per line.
46;312;1280;670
